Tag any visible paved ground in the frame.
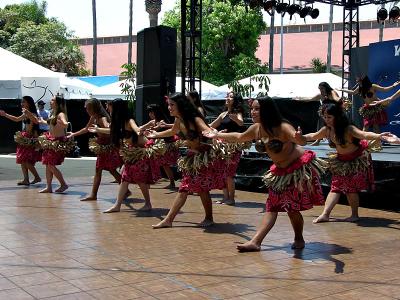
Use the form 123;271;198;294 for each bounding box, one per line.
0;157;399;299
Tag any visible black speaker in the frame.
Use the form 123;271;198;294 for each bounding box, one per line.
136;25;177;124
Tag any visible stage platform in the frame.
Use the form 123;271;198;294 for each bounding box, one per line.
236;141;400;210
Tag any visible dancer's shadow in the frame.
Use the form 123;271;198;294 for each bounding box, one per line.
264;242;352;274
132;207;170;218
232;201;266;209
203;222;257;240
355;217;400;230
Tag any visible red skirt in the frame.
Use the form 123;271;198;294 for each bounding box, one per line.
360;104;388;128
330;140;375;194
179;155;226;193
94;137;123;171
265;151;325;212
41;133;67;166
122;158;161;184
159;148;179;167
226;151;241;178
16;132;41;165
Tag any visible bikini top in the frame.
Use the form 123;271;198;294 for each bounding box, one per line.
218;113;242;133
254;126;291;154
326;128;359;148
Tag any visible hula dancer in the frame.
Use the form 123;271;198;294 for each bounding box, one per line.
210;91;246;205
294;101;392;223
0;96;41;185
204;97;327;251
89;99;161;213
68;99;123;201
146;93;227;228
38;95;74;193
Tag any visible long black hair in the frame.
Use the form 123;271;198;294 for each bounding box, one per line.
170;92;205;133
85;98;110;122
226;92;244;114
257;96;287;136
49;95;67;126
322;102;359;146
318;82;335;98
22;96;39;132
188;90;206;116
146;104;166;122
110;99;138;146
358;75;373;99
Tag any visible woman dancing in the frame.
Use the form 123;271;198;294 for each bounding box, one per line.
187;90;206;117
38;95;74;193
209;91;245;205
68;99;123;201
0;96;41;185
90;99;161;213
140;104;177;189
146;93;227;228
204;97;327;251
294;101;391;223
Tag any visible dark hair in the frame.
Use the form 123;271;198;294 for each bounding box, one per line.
188;90;206;116
257;96;285;136
318;82;335;97
226;92;244;114
85;98;110;122
358;75;372;99
22;96;39;132
169;92;205;133
146;104;166;122
50;95;67;126
322;102;359;146
110;99;137;146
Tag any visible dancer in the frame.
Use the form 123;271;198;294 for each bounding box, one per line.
204;97;327;251
294;101;391;223
38;95;74;193
68;99;122;201
140;104;177;189
210;91;245;205
339;75;400;149
0;96;41;185
89;99;161;213
187;90;206;117
146;93;227;228
294;82;341;146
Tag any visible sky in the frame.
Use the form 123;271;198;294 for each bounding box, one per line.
0;0;394;38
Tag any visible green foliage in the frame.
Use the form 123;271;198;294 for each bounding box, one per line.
162;0;267;86
310;57;327;73
228;74;270;98
0;0;86;76
120;63;137;115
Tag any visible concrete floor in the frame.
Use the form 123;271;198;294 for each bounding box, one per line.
0;167;399;299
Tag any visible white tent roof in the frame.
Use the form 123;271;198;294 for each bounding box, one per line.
0;47;65;80
218;73;343;99
91;80;127;100
60;77;98;100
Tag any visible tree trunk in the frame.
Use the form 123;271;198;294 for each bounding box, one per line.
92;0;97;76
128;0;133;65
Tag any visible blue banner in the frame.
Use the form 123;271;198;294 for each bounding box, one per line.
368;39;400;136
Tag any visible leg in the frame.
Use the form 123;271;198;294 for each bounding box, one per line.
198;192;214;227
237;211;278;252
310;139;321;146
152;192;188;228
162;166;175;188
18;163;30;185
108;169;121;183
137;182;152;211
104;181;130;213
287;211;305;249
313;192;341;223
50;166;68;193
26;163;41;184
39;165;53;193
341;193;360;222
81;168;102;201
224;177;236;205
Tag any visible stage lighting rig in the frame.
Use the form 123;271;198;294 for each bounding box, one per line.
389;5;399;22
287;3;302;19
377;6;388;23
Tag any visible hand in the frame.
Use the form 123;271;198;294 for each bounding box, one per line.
202;129;218;139
0;110;5;117
88;125;98;133
293;126;304;143
22;108;27;115
380;132;400;144
66;132;74;139
369;100;382;107
144;129;157;139
158;120;167;128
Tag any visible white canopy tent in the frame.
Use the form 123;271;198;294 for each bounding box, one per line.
218;73;343;99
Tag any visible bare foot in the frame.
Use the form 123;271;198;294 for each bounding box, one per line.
152;219;172;229
80;196;97;201
17;180;30;186
138;204;152;211
313;214;330;224
224;200;236;206
39;188;52;193
291;240;305;249
237;241;261;252
198;219;214;227
103;205;121;213
215;199;226;204
30;177;41;184
340;216;360;222
124;190;132;199
55;185;68;193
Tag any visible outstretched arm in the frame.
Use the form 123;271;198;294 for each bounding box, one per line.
0;110;24;122
68;116;96;138
338;86;359;95
293;94;321;102
145;119;179;139
204;123;258;143
373;81;400;92
349;125;384;141
292;125;327;146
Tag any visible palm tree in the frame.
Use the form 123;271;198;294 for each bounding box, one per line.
128;0;133;65
92;0;97;76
